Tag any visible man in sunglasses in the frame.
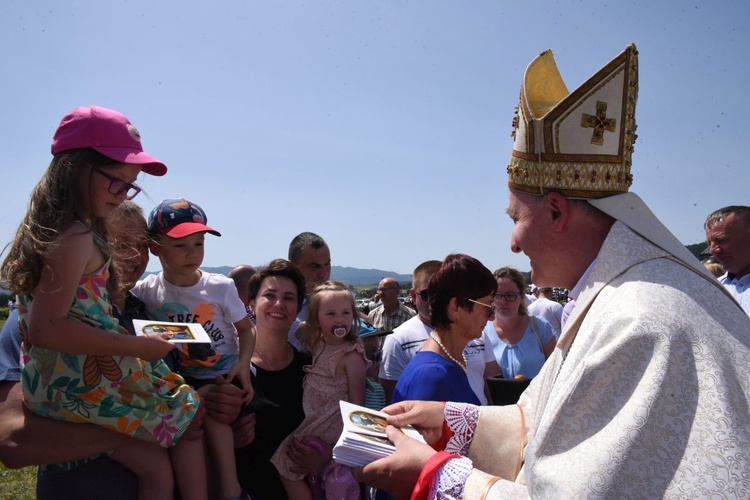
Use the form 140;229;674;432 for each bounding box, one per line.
378;261;499;405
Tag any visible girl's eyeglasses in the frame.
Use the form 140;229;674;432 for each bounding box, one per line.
95;168;142;200
466;298;496;317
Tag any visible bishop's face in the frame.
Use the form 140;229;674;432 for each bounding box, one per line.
507;190;557;287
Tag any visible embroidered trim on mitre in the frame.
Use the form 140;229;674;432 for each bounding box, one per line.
508;44;639;198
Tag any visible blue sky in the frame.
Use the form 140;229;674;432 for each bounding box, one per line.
2;1;748;276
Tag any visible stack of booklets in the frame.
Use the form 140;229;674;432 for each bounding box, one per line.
332;401;426;467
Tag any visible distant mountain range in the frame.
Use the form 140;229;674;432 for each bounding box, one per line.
144;266;412;287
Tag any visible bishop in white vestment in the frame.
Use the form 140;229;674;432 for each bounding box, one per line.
356;44;750;499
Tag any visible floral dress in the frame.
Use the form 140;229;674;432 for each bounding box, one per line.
271;340;367;481
18;234;199;449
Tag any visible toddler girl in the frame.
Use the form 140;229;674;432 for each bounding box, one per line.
1;106;204;500
271;281;368;500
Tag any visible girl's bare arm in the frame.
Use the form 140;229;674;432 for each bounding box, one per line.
27;230;173;361
341;350;367;406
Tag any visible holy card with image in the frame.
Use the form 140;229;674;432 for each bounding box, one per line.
132;319;211;344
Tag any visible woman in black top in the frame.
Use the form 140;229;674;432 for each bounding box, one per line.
234;259;312;499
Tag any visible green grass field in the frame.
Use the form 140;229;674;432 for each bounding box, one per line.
0;465;36;499
0;317;36;499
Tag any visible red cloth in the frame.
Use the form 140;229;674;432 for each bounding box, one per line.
430;418;454;452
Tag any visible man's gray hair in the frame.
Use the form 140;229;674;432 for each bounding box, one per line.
704;206;750;230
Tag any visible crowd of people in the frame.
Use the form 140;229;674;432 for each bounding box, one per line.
1;41;749;500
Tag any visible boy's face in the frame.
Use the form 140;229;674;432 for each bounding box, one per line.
150;231;205;283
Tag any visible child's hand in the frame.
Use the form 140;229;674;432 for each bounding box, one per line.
288;437;332;476
227;365;254;404
137;334;177;361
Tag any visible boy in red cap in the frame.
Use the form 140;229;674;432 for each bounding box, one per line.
134;197;255;500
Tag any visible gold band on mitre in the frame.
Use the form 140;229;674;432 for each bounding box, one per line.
508;44;639;198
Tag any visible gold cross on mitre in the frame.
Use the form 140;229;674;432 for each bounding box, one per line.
581;101;616;145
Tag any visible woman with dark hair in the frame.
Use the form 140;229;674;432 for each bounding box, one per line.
483;267;557;380
233;259;314;499
392;254;497;405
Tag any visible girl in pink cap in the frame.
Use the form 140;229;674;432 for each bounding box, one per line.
1;107;207;500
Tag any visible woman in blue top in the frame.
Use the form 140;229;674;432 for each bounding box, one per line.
393;254;497;405
484;267;557;379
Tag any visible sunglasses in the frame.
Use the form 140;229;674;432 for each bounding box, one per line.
417;289;429;301
95;168;142;200
466;298;496;317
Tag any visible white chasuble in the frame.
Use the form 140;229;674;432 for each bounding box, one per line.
463;222;750;498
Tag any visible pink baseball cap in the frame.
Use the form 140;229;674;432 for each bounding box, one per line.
51;106;167;176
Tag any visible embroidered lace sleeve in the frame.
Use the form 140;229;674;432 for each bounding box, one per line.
443;402;479;456
429;456;474;499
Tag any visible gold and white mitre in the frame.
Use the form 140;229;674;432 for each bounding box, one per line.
508;43;638;198
507;43;718;282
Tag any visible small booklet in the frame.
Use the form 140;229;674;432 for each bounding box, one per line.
132;319;211;344
332;401;426;468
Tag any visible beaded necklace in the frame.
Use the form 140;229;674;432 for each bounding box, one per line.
430;332;467;374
